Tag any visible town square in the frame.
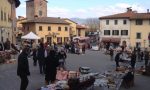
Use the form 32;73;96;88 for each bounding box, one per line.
0;0;150;90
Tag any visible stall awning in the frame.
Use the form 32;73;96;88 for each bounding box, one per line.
101;37;121;43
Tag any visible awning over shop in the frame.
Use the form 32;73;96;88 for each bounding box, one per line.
101;37;121;43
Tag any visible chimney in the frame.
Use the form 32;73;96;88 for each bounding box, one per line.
147;9;149;13
127;7;132;12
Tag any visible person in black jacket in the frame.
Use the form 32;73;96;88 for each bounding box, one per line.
32;48;37;66
58;49;67;68
144;50;149;67
115;51;122;68
0;42;4;51
17;47;30;90
45;50;59;85
37;43;45;74
131;51;136;69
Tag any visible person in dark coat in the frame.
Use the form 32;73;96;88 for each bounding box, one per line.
144;50;149;67
115;52;122;68
58;49;67;68
82;44;86;54
45;50;59;85
0;42;4;51
4;38;11;50
37;43;45;74
17;47;30;90
131;51;137;69
32;48;37;66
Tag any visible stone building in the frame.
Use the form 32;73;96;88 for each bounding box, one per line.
0;0;20;43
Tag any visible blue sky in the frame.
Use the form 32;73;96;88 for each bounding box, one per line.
16;0;150;18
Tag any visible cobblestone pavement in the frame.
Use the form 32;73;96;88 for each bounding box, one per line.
0;50;150;90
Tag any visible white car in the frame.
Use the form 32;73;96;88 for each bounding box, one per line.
91;45;99;51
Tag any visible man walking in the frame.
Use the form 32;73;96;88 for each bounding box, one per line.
37;43;46;74
144;50;149;67
17;47;30;90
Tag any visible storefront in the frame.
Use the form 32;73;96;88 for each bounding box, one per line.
101;37;121;47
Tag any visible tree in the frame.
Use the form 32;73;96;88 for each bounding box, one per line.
84;18;100;32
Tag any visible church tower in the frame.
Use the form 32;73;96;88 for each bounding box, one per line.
26;0;47;20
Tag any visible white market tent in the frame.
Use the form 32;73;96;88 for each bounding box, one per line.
21;32;40;40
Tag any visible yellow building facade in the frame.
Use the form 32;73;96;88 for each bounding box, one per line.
64;19;86;37
130;19;150;48
22;17;70;44
63;19;77;36
76;25;86;37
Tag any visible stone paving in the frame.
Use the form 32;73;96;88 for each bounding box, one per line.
0;50;150;90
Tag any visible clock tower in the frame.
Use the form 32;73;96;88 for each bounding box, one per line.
26;0;47;20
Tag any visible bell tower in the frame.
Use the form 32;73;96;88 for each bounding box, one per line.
26;0;47;20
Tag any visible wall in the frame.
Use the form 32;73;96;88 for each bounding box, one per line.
64;19;77;36
26;1;34;20
130;19;150;48
0;0;12;42
35;23;70;43
23;23;70;44
100;19;130;46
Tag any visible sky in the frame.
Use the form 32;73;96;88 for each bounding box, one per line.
16;0;150;18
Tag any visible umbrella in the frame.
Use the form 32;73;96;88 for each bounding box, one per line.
21;32;40;40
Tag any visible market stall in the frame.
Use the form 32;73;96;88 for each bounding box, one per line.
0;50;18;64
39;66;132;90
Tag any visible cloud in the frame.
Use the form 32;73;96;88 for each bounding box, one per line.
47;3;146;18
16;2;146;18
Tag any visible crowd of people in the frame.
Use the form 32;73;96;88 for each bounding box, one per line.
15;39;150;90
16;40;90;90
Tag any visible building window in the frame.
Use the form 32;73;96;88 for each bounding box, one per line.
58;27;61;31
64;37;69;42
104;30;110;35
48;26;51;31
106;20;109;25
39;10;42;16
112;30;119;35
136;33;141;39
39;26;42;31
4;12;6;21
65;27;68;31
123;20;127;25
1;10;3;21
121;30;128;35
136;19;143;25
57;37;62;44
114;20;118;25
